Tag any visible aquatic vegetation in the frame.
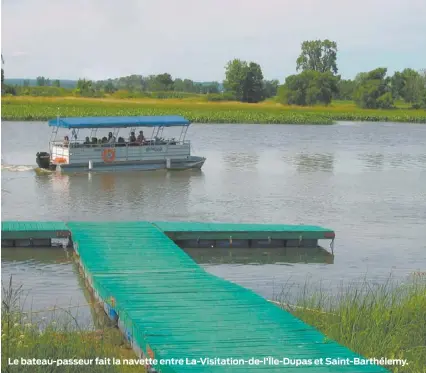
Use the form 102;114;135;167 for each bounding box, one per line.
2;96;425;124
1;277;144;373
278;278;426;373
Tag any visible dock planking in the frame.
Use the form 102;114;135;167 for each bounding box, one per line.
1;221;335;251
1;220;387;372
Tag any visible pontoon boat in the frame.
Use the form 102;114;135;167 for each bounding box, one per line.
36;116;206;172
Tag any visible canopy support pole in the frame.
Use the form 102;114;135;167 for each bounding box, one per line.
182;125;189;142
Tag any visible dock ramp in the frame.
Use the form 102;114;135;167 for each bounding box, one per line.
65;221;387;373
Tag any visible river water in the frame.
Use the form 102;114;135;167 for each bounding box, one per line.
1;121;426;325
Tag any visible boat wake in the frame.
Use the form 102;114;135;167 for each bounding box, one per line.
1;164;35;172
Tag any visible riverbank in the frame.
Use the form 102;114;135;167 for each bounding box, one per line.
2;96;426;124
280;278;426;373
1;278;144;373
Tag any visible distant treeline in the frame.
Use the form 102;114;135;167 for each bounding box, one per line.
2;40;426;109
2;75;227;96
3;78;77;88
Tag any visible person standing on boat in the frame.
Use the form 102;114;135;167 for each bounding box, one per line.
107;132;116;144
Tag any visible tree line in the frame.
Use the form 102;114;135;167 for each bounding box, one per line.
2;41;426;109
276;40;426;109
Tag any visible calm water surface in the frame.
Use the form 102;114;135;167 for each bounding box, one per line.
2;121;426;321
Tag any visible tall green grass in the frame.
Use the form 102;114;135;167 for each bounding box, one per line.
2;96;426;124
1;277;144;373
277;278;426;373
111;90;204;100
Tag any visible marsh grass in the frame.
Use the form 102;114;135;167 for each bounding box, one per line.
277;277;426;373
2;96;425;123
1;276;144;373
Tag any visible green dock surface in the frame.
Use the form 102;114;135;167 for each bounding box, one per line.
153;221;333;233
58;221;386;373
1;221;68;232
1;220;386;372
153;221;334;240
1;221;70;239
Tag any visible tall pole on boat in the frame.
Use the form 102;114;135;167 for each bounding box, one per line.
182;124;189;142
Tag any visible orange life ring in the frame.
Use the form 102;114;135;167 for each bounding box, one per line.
102;148;115;163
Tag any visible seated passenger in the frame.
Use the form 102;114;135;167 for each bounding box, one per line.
92;137;98;144
84;137;90;145
107;132;116;144
136;130;145;144
117;137;125;146
129;131;137;143
63;136;69;147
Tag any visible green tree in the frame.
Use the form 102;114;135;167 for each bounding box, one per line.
296;40;338;75
243;62;264;103
0;55;15;95
36;76;46;86
142;75;157;91
74;78;101;97
333;79;356;100
52;79;61;87
278;70;338;106
183;79;195;92
224;59;249;101
224;59;265;102
23;79;30;87
391;68;424;103
173;78;185;92
353;68;393;109
263;80;279;98
104;80;116;93
1;54;4;87
390;71;405;99
155;73;174;91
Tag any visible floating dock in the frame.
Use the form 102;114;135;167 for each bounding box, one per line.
1;221;70;247
1;221;387;372
1;221;334;252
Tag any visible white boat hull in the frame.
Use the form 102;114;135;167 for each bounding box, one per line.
56;156;206;173
47;142;206;173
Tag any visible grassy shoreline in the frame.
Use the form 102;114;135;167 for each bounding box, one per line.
279;278;426;373
2;96;426;124
1;277;144;373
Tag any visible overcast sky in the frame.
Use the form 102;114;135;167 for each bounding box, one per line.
1;0;425;82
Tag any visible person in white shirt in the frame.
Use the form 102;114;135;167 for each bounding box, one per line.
107;132;116;144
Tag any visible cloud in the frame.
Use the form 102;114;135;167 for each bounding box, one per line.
1;0;425;80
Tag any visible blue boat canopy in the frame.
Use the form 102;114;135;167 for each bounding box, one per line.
48;116;190;129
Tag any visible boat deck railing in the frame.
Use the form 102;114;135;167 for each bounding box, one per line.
50;139;190;149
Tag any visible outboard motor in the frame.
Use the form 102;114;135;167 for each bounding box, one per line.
36;151;51;169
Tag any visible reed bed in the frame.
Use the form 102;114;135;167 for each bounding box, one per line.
1;277;144;373
278;277;426;373
2;96;426;124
